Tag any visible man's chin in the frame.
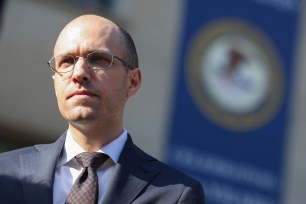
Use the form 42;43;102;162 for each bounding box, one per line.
71;116;95;122
64;110;99;124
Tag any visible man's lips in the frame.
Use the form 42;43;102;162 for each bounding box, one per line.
67;90;98;99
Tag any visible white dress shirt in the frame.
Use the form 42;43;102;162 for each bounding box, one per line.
53;129;128;204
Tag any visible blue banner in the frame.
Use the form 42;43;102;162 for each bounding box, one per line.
165;0;301;203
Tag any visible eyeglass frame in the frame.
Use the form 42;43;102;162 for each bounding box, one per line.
47;50;134;74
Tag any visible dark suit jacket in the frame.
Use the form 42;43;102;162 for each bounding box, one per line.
0;133;205;204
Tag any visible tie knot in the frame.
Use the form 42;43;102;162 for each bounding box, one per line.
75;152;109;169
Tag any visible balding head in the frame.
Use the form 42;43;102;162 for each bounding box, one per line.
54;14;138;69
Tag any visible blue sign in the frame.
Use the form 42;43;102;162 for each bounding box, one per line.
165;0;301;203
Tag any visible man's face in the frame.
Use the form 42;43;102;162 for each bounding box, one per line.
52;17;140;126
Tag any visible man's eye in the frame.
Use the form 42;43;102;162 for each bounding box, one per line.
58;56;74;68
88;53;112;68
90;54;109;62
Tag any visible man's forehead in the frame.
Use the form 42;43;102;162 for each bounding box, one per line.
54;16;122;55
59;16;118;40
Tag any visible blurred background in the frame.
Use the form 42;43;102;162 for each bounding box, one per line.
0;0;305;203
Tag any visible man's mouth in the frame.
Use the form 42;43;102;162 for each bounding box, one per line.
67;90;98;99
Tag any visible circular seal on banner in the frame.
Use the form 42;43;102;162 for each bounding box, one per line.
186;19;284;131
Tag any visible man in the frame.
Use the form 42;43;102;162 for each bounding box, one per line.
0;14;205;203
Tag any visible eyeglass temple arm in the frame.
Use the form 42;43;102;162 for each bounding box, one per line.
113;56;134;70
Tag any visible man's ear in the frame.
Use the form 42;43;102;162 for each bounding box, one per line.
127;68;142;97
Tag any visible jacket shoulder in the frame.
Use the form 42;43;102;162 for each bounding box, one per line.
0;137;62;174
0;146;38;173
131;142;205;203
132;141;202;186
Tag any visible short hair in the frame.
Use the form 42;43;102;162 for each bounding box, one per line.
117;25;139;69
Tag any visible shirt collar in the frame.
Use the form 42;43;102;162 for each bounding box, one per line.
57;129;128;168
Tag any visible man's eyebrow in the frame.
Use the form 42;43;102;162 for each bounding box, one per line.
91;48;113;53
55;51;73;56
56;49;112;56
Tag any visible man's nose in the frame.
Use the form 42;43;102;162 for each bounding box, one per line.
71;58;91;82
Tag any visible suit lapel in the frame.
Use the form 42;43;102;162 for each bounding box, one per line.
19;133;66;204
100;135;160;204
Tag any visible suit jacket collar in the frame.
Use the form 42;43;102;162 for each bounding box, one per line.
100;134;160;204
19;133;66;204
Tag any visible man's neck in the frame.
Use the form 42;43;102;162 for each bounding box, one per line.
68;122;124;152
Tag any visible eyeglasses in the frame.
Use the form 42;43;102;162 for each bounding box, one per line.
47;50;133;74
